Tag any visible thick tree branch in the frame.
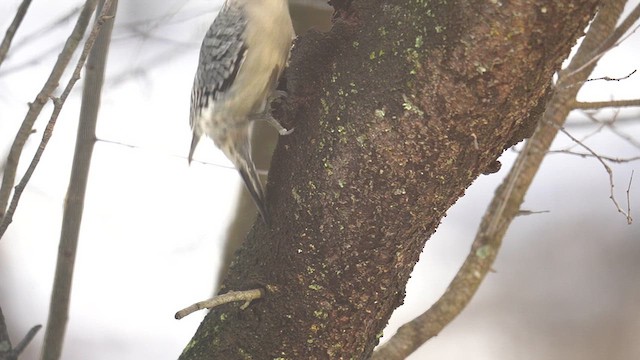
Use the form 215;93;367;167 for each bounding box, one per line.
180;0;601;358
373;1;628;358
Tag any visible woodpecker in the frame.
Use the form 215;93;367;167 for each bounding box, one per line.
189;0;294;223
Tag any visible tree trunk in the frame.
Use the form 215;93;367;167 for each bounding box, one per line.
180;0;599;358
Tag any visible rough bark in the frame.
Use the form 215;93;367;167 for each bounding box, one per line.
180;0;599;358
217;0;333;290
371;1;629;357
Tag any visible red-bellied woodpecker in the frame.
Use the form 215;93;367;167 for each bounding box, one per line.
188;0;294;223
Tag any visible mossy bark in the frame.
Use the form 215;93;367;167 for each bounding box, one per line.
180;0;599;358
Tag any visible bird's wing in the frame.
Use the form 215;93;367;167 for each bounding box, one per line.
190;4;248;128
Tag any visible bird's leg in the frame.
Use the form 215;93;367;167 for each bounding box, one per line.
252;90;294;135
264;113;294;135
269;90;287;103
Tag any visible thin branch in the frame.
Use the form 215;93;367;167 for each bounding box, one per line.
2;6;81;56
565;110;640;153
0;0;112;238
175;289;264;320
574;98;640;109
11;325;42;358
557;126;632;224
0;306;42;360
586;69;636;82
0;7;87;76
517;209;550;216
0;0;32;69
0;41;66;75
610;127;640;152
555;116;607;152
610;124;640;149
561;3;640;83
581;110;640;150
372;1;628;358
0;0;100;222
571;109;640;149
626;170;634;221
40;1;118;359
546;150;640;163
566;113;639;128
0;306;11;358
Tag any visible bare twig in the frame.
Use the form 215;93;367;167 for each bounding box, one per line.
175;289;264;320
517;209;550;216
574;98;640;109
0;7;84;76
611;129;640;154
0;41;67;75
610;124;640;149
0;306;42;360
561;3;640;83
39;2;118;360
0;0;112;238
557;126;633;224
586;69;636;82
583;111;640;149
626;170;634;221
0;306;11;358
547;150;640;163
372;2;627;358
555;117;607;152
0;0;32;69
0;0;100;222
2;6;81;55
566;113;640;128
11;325;42;357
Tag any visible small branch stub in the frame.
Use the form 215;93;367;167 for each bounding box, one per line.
175;288;264;320
12;324;42;356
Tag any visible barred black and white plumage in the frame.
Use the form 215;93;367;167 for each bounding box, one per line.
188;0;294;223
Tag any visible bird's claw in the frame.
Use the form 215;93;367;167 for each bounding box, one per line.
270;90;287;102
278;126;294;136
266;115;293;135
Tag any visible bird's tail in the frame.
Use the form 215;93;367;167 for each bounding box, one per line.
238;163;269;224
188;133;199;165
222;127;269;224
